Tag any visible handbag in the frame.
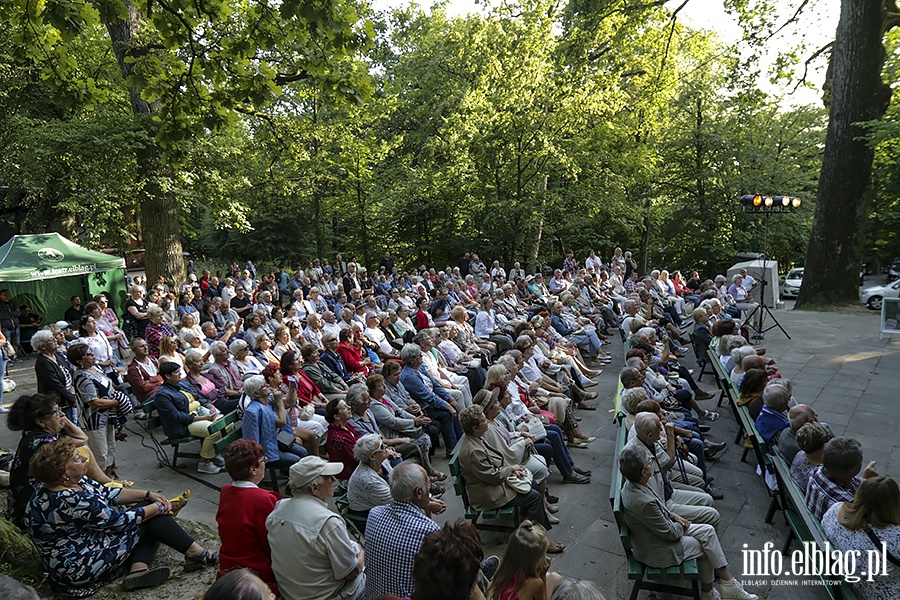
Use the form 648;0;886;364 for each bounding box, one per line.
276;430;297;451
506;469;534;494
524;418;547;441
298;404;315;421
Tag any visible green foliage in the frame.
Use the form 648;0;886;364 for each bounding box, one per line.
0;0;837;278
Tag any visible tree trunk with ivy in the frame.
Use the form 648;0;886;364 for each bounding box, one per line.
106;2;184;285
797;0;891;307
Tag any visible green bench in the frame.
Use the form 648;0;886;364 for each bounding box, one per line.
448;452;520;533
142;397;240;468
609;402;701;600
770;450;860;600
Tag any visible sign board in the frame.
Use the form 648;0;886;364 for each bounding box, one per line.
881;298;900;340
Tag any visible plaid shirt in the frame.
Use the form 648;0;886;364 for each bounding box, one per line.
805;465;860;520
363;501;439;600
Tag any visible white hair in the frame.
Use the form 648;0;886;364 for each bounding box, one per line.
352;433;383;464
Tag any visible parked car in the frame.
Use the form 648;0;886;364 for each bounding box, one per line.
888;257;900;282
860;279;900;310
780;267;803;299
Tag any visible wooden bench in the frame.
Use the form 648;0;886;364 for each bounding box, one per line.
448;452;520;533
770;450;859;600
609;403;701;600
142;398;239;468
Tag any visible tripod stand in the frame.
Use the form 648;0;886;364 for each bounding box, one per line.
744;211;790;342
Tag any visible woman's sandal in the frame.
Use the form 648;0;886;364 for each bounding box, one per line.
104;479;135;489
547;541;565;554
169;490;191;517
431;471;448;482
122;566;170;590
184;549;218;572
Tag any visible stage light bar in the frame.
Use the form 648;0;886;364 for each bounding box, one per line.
739;194;801;212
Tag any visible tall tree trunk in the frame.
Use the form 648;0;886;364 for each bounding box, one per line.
529;176;548;270
106;3;183;284
639;193;651;274
797;0;891;307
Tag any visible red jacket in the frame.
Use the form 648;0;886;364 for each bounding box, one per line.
216;484;281;593
126;357;162;404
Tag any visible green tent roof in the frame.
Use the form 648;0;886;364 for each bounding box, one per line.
0;233;125;282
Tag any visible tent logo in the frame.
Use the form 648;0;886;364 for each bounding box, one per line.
38;248;65;262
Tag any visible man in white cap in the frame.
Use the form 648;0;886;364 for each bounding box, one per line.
267;456;365;600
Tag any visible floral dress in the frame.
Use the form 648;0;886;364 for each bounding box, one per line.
26;476;146;596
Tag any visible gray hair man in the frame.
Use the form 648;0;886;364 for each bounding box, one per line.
362;461;447;600
623;413;720;528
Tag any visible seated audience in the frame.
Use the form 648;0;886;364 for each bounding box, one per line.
623;413;719;527
754;383;791;445
325;396;362;480
216;439;280;594
777;403;820;464
347;434;393;525
241;375;307;470
550;580;606;600
618;444;757;600
127;337;163;405
375;520;486;600
204;568;276;600
806;436;880;519
6;393;114;529
457;404;562;552
153;362;226;474
363;462;446;600
790;422;832;493
400;343;463;457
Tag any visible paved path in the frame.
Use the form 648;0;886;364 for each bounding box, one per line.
2;303;895;599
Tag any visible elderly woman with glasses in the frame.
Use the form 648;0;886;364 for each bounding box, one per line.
26;439;213;596
6;393;114;529
346;433;395;527
231;338;266;378
33;328;79;422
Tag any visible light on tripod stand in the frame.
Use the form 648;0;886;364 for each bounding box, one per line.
764;196;773;207
791;197;801;208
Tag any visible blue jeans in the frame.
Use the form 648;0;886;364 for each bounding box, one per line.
269;443;307;472
425;405;462;452
541;425;573;476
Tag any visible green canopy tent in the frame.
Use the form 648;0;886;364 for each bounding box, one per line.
0;233;127;324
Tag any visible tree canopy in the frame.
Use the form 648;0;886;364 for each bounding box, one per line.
3;0;897;299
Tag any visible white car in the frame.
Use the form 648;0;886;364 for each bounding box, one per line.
860;279;900;310
780;267;803;299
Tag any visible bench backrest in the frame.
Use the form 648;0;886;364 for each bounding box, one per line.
770;450;858;600
448;451;471;508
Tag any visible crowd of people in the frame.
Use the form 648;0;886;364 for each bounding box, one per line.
616;298;898;600
0;247;896;600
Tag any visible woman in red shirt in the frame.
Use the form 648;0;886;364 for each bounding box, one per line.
279;351;327;413
336;328;372;376
216;439;280;593
324;397;361;480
